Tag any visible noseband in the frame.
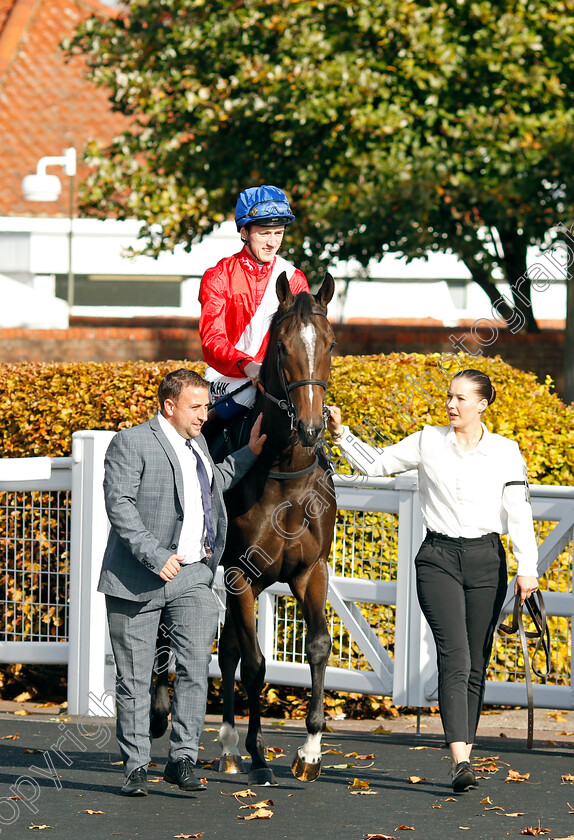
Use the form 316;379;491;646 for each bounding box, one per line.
259;308;331;432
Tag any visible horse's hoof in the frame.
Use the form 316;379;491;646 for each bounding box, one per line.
291;754;321;782
218;754;246;774
248;767;278;786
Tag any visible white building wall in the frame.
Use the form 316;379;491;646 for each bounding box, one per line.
0;216;566;328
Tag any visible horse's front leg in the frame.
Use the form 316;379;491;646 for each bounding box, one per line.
217;606;245;774
228;586;278;786
150;615;172;739
290;561;331;782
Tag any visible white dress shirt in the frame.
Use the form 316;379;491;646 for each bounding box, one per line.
336;423;538;576
157;412;213;565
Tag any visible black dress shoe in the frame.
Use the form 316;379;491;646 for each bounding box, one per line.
163;757;206;791
452;761;477;793
121;766;148;796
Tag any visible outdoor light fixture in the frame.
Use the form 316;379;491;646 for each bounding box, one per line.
21;147;77;307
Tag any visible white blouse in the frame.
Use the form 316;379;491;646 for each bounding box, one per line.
336;423;538;577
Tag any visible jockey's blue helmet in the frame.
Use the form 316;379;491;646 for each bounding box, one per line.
235;185;296;231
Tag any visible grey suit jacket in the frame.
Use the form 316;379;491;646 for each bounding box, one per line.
98;414;256;602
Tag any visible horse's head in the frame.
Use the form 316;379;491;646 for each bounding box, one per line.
262;271;335;449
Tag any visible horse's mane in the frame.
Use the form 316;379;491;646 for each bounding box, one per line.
269;291;316;332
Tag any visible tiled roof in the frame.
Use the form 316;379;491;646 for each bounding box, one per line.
0;0;129;217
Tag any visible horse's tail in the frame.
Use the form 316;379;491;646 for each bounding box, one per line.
150;618;172;738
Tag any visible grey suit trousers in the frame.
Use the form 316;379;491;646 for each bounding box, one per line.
106;562;219;776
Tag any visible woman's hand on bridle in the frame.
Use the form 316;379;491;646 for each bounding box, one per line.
327;405;344;438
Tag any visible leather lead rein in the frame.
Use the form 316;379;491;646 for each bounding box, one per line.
498;591;551;749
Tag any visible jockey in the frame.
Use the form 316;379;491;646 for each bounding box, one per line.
199;185;309;418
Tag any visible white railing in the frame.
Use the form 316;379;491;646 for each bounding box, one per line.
1;430;573;716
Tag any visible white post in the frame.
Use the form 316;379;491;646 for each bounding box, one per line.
392;473;436;707
68;430;116;716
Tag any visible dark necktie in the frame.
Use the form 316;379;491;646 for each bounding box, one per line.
186;440;215;554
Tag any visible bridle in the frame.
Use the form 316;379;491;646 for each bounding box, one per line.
258;308;331;433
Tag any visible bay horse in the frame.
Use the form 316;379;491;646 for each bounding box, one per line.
150;271;337;783
216;270;337;785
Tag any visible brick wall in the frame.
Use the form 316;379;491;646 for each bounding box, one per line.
0;318;566;397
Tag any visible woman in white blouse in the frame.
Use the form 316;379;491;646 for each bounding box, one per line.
327;369;539;794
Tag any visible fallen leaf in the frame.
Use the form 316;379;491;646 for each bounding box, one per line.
407;775;425;784
149;762;158;767
559;731;574;737
0;734;19;740
459;828;470;831
395;826;414;831
562;774;574;783
221;788;256;798
363;835;397;840
237;807;273;820
505;812;527;816
271;721;285;727
506;769;530;783
28;826;52;830
110;760;123;766
23;749;44;754
432;805;441;809
14;691;33;702
473;755;501;763
78;810;105;815
409;745;440;751
239;800;274;809
199;778;207;784
547;712;567;722
323;748;343;754
148;777;163;784
204;727;219;731
480;797;494;804
324;763;355;769
520;826;551;835
480;763;500;773
485;806;504;811
348;778;370;790
351;789;378;795
371;725;392;735
174;834;204;838
13;710;29;716
445;797;457;802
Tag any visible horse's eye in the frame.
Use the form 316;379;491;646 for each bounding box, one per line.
329;341;336;352
277;342;287;355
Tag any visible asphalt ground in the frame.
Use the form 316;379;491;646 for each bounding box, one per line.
2;703;574;840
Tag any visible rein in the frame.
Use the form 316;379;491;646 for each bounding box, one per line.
498;591;550;749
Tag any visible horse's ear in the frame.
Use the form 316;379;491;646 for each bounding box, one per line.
314;271;335;308
276;271;294;306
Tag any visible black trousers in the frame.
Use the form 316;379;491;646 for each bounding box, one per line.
415;530;507;745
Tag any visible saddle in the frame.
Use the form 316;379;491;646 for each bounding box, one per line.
202;404;256;463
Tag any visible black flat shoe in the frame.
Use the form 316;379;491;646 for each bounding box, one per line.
121;766;148;796
164;757;206;791
452;761;477;793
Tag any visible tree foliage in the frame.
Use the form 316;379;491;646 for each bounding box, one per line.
66;0;574;329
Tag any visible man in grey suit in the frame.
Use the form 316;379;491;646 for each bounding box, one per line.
98;368;265;796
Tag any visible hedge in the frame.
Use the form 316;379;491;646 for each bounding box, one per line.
0;353;572;482
1;355;573;708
